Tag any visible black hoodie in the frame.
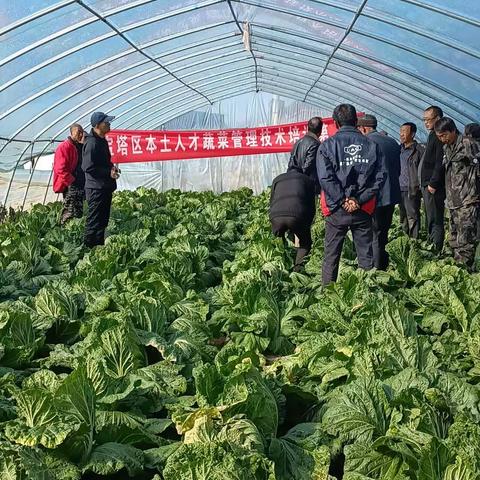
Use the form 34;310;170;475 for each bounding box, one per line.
82;129;116;191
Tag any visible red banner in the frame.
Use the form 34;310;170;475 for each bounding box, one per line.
107;119;338;164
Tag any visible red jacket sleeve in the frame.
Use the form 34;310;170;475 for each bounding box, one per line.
53;141;77;193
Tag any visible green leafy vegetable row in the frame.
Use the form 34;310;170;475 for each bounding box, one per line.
0;187;479;479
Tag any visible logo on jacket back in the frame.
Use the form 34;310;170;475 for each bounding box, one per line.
342;144;370;167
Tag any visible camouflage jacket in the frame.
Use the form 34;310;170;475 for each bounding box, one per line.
444;135;480;209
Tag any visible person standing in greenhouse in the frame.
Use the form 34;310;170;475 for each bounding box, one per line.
435;118;480;270
398;122;424;239
317;104;386;285
82;112;120;248
419;106;446;252
287;116;323;191
358;114;401;270
53;124;85;225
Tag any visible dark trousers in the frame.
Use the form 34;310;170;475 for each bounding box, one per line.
271;216;312;271
399;191;421;239
84;188;113;248
61;185;84;225
372;204;395;270
422;186;445;252
322;208;373;285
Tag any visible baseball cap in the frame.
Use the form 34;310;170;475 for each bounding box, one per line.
91;112;115;127
357;114;378;128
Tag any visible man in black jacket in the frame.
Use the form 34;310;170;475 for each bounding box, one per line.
358;114;401;270
317;104;385;285
82;111;120;248
287;117;322;190
269;170;316;271
419;105;445;252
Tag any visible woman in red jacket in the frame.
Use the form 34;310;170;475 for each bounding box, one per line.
53;124;85;224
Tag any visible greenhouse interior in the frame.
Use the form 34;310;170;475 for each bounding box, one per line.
1;1;480;479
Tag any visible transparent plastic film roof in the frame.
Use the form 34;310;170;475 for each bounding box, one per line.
0;0;479;176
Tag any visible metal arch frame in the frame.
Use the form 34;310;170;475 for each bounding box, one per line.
46;52;253;141
251;23;480;120
20;49;251;146
7;0;477;69
254;39;433;118
20;140;55;210
3;0;475;104
255;48;466;130
0;27;240;124
401;0;480;27
120;69;256;129
89;68;255;131
1;2;477;111
0;5;234;97
74;0;213;105
254;50;421;120
2;141;37;207
255;56;419;127
308;0;480;59
252;30;477;122
134;82;257;131
113;66;255;129
251;22;480;112
0;18;235;96
1;1;477;140
1;0;224;68
236;0;480;84
1;25;474;144
0;0;75;36
1;2;478;178
255;73;404;134
0;29;242;146
116;66;256;129
257;82;400;138
226;0;259;92
304;0;368;101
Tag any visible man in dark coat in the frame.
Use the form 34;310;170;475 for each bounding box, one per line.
358;114;401;270
419;105;446;252
398;122;424;239
82;111;120;248
269;170;316;271
317;105;385;285
435;117;480;269
288;117;322;190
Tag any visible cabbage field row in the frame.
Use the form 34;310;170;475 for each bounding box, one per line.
0;188;479;479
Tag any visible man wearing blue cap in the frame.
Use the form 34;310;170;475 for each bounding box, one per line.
82;112;120;248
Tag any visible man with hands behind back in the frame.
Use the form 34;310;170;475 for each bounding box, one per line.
317;104;386;285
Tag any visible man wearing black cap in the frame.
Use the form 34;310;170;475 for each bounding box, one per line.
82;111;120;248
358;114;401;270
